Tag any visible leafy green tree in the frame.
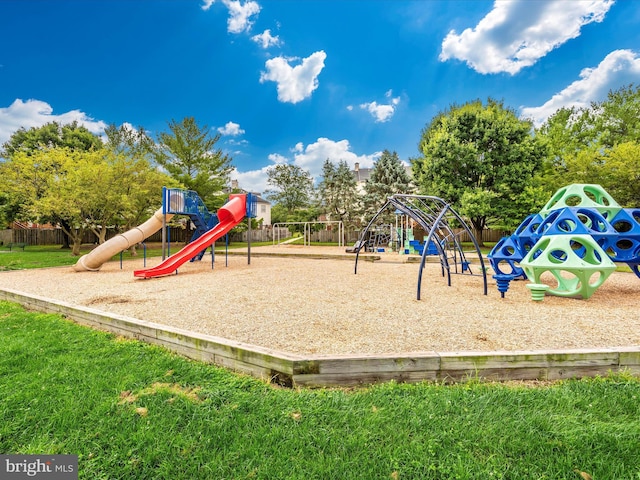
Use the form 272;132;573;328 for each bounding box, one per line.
0;144;174;254
592;84;640;148
75;150;176;245
537;84;640;203
1;121;102;157
0;122;104;247
413;99;546;243
153;117;233;210
546;141;640;207
535;107;588;194
602;142;640;206
270;204;289;225
265;163;314;215
362;149;412;219
104;123;155;157
0;193;18;229
317;159;360;230
4;147;94;254
0;145;68;227
104;123;179;253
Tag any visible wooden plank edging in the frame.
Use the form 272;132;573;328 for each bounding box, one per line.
0;288;301;385
1;288;638;387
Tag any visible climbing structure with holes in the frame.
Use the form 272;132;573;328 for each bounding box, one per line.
489;184;640;299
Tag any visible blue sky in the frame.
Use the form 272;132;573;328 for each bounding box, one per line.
1;0;639;194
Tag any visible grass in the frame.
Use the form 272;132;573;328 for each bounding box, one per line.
0;245;87;270
1;245;639;478
0;301;639;479
0;241;276;271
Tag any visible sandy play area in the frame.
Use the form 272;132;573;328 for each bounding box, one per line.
0;245;638;355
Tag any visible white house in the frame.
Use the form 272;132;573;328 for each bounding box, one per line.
229;180;272;226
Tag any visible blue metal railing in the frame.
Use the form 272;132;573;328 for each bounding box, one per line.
164;188;217;230
246;193;257;219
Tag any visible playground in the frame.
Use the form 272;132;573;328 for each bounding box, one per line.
1;184;638;384
0;244;638;357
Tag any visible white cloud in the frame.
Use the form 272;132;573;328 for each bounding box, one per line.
251;29;282;49
218;121;245;136
360;90;401;122
120;122;137;134
232;138;380;193
226;138;248;146
203;0;260;33
260;51;327;103
222;0;260;34
440;0;614;75
0;98;107;145
201;0;215;10
521;49;640;126
268;153;288;164
231;166;271;194
291;137;380;179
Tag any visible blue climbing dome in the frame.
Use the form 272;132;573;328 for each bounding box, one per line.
489;184;640;299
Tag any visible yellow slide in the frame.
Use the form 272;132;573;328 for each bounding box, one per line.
73;208;172;272
74;192;183;272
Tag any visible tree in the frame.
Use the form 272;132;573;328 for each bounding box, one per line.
2;147;96;254
537;84;640;203
0;145;174;254
592;83;640;148
73;150;176;246
104;123;155;158
0;147;64;223
362;150;412;218
264;163;314;214
0;193;18;229
0;122;104;248
1;121;103;157
603;142;640;206
317;159;360;229
412;99;546;243
104;123;180;253
535;107;589;194
153;117;233;210
547;141;640;207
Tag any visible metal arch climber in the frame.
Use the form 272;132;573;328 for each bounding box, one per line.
354;194;488;300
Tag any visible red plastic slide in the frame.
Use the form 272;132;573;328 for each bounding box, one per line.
133;195;246;279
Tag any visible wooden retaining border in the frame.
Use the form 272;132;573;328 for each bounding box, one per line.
1;288;639;387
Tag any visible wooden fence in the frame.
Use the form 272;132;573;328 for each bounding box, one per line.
1;226;507;247
2;227;190;246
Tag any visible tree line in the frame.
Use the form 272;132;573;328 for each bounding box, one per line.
0;118;232;254
273;84;640;244
1;83;639;251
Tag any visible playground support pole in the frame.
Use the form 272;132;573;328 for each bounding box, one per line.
355;199;393;274
161;221;166;260
167;222;171;257
415;204;451;300
162;187;167;261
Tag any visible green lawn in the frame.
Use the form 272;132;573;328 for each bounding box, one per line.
1;246;639;478
0;242;273;271
0;302;639;479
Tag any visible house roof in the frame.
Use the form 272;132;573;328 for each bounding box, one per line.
251;194;269;204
